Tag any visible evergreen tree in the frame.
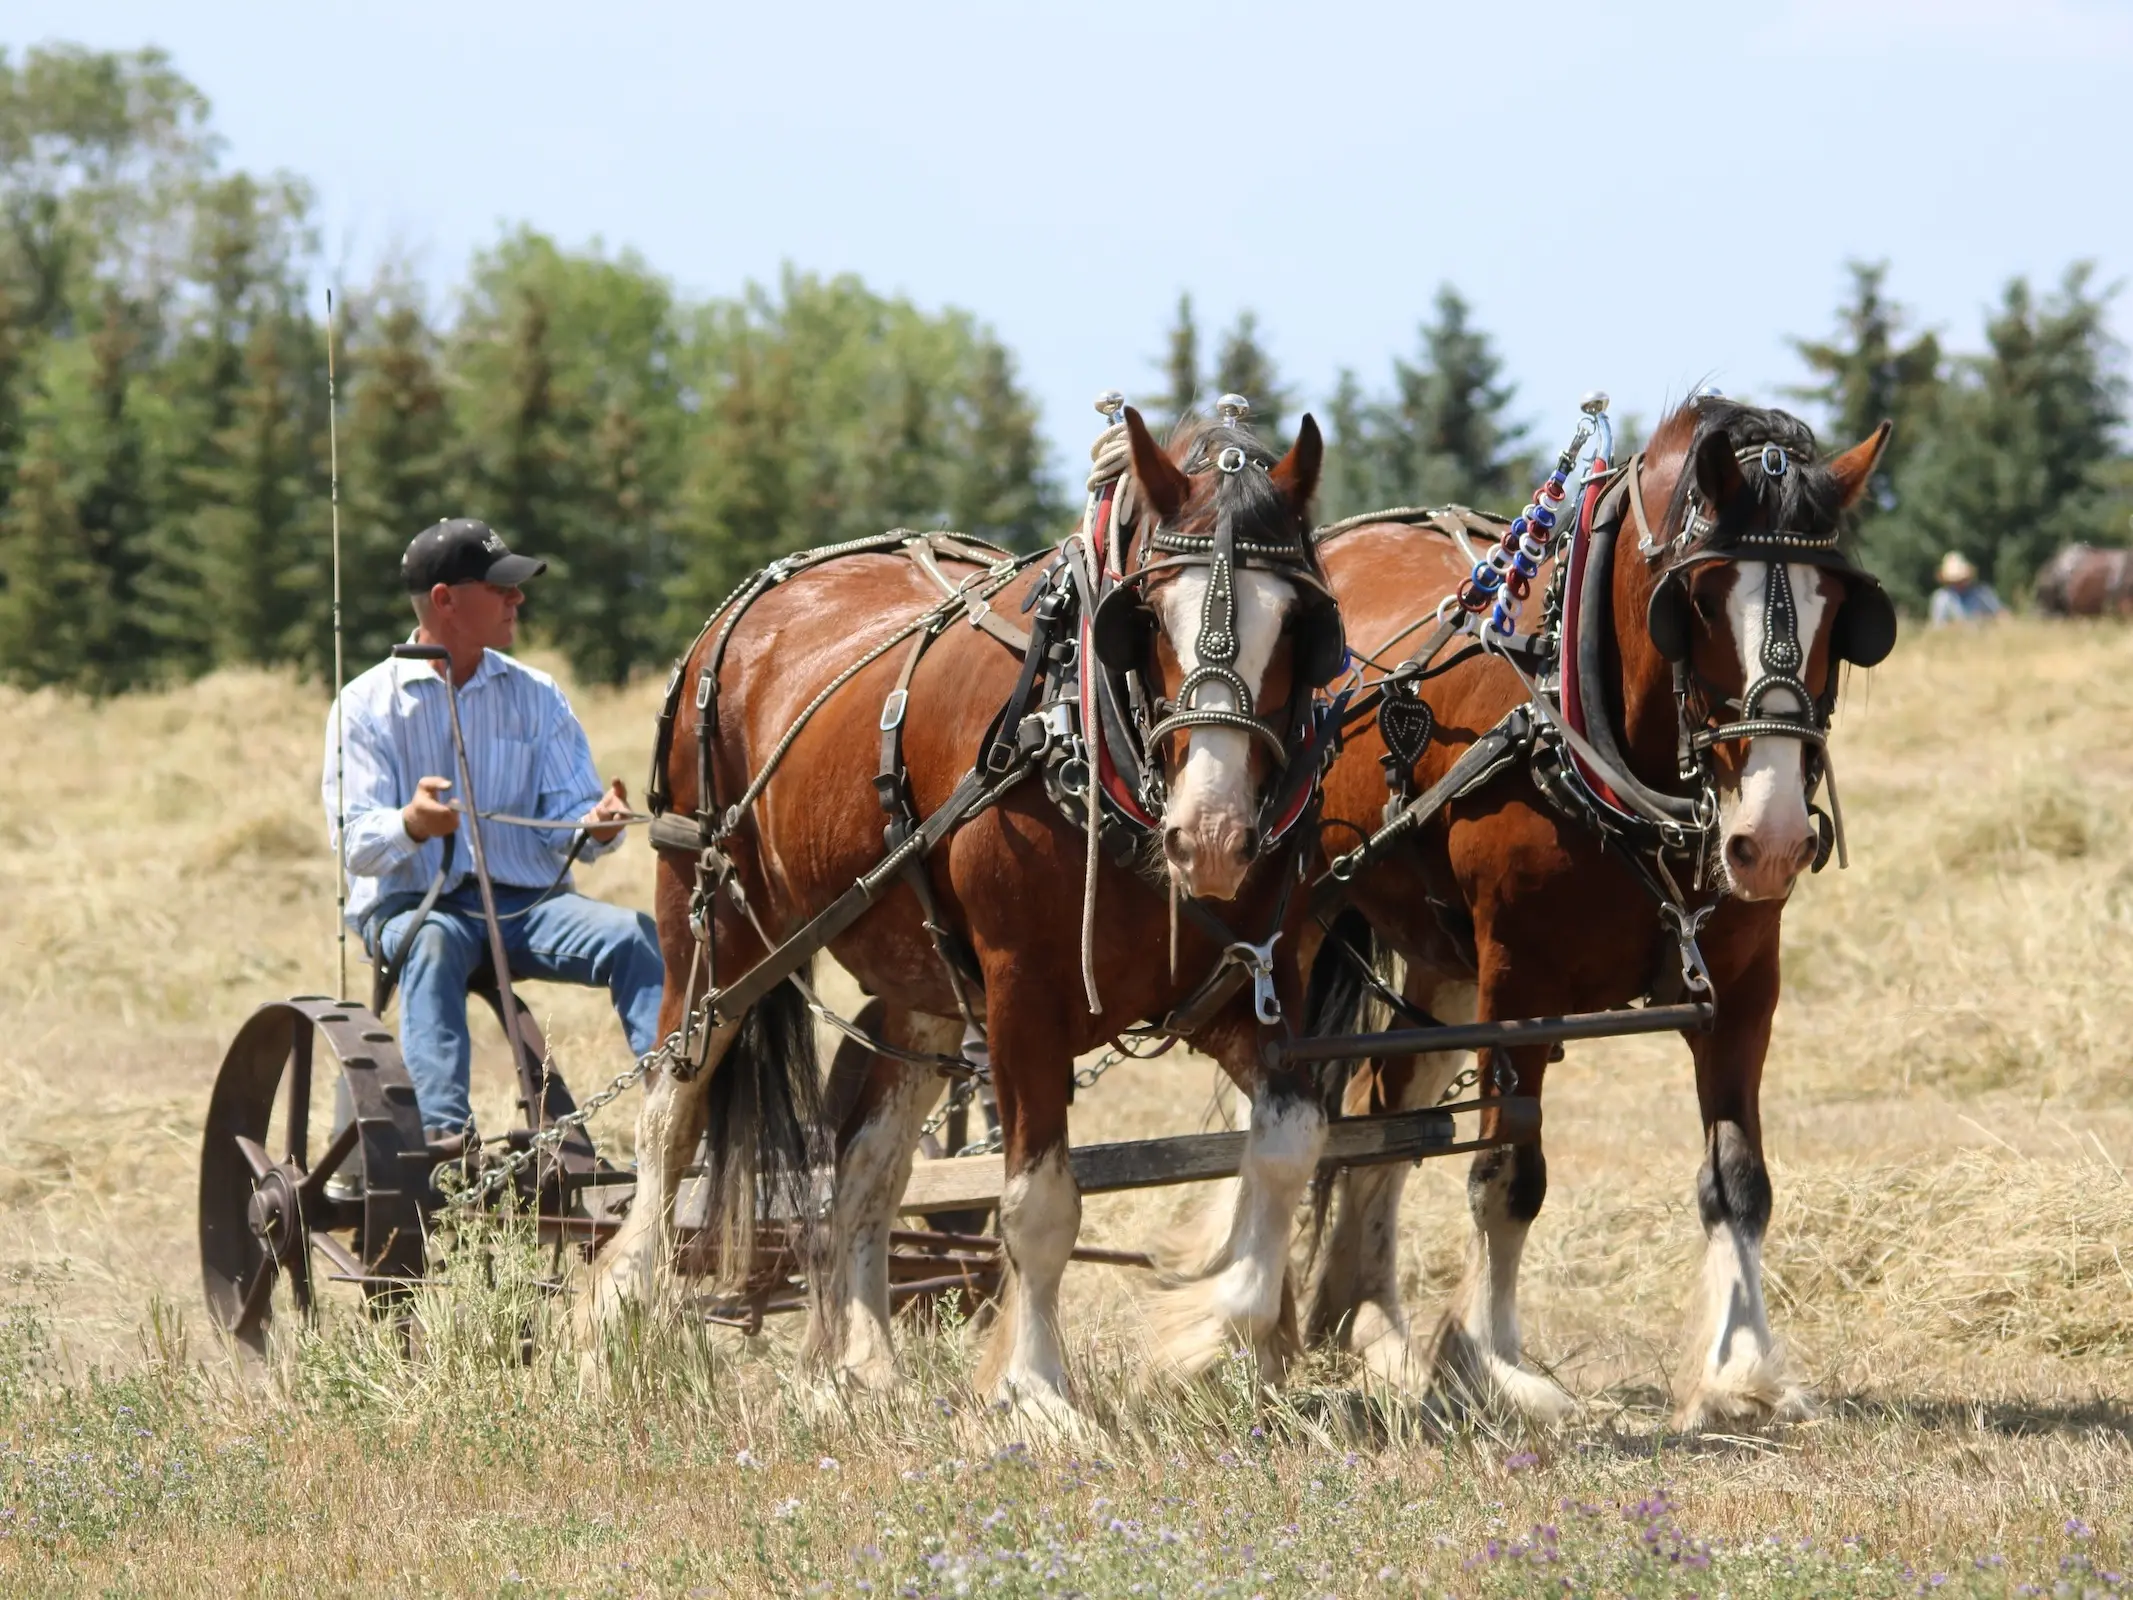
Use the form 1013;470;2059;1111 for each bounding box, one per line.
1212;310;1290;446
72;286;157;689
188;305;319;667
951;335;1057;549
329;284;452;675
1318;367;1397;523
148;169;316;673
1868;265;2128;602
451;229;684;682
0;414;98;686
1788;261;1941;516
1391;285;1523;508
1160;292;1199;429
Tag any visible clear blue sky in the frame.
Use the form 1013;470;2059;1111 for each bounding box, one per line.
13;0;2130;478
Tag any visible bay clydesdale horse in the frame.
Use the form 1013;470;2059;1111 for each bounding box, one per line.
1292;397;1896;1429
583;409;1341;1420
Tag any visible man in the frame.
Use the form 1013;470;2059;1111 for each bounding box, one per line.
322;517;663;1138
1928;550;2004;627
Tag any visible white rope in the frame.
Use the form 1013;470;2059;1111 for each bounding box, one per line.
1076;402;1144;1011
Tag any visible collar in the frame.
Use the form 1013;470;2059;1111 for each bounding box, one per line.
391;639;507;696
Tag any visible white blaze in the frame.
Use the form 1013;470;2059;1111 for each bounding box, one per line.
1152;566;1294;896
1717;561;1828;893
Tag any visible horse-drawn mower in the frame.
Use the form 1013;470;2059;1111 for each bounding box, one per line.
198;389;1727;1358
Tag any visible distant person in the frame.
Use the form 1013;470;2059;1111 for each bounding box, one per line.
1928;551;2003;627
321;518;663;1140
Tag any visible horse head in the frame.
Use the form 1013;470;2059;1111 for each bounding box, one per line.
1093;402;1337;901
1625;398;1895;902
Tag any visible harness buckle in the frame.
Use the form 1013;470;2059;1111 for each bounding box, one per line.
1661;902;1715;999
1225;932;1285;1026
694;674;714;712
878;690;908;733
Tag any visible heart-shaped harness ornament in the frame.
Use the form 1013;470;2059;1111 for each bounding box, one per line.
1377;689;1436;777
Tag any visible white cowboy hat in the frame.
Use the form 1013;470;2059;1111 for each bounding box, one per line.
1938;551;1978;586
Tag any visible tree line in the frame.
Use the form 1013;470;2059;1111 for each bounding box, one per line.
2;45;2125;696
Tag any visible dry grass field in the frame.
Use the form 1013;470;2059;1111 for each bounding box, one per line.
3;618;2132;1596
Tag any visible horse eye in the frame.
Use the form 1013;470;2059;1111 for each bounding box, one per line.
1692;592;1720;624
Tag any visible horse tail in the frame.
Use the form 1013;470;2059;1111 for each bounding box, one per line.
701;973;825;1289
1304;907;1374;1094
1299;907;1375;1261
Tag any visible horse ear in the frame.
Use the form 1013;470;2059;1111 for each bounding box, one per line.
1269;413;1324;517
1827;420;1894;511
1691;428;1746;508
1124;405;1191;525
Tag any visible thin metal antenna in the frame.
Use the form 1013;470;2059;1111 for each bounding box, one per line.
327;288;348;1001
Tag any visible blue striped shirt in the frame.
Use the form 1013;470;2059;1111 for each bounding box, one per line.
322;647;619;932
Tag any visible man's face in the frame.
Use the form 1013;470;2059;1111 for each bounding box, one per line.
431;580;524;651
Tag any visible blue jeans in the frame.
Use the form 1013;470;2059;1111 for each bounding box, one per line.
365;885;665;1134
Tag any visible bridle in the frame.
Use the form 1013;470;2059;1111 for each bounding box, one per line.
1087;408;1345;840
1629;434;1896;868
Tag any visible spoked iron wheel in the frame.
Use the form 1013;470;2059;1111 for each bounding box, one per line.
198;997;430;1352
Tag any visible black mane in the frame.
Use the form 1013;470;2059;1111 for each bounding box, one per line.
1660;396;1847;555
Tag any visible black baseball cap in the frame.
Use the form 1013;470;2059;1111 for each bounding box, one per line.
401;518;547;593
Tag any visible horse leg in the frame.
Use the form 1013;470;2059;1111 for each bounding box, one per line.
801;1007;955;1391
1676;945;1805;1429
973;998;1081;1418
1428;1022;1572;1424
580;1018;740;1337
1302;977;1477;1390
1147;1042;1326;1389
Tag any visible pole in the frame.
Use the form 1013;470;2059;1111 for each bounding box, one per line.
327;289;348;1001
392;644;543;1133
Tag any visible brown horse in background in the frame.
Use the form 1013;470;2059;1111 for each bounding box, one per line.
1296;397;1894;1429
2034;542;2133;616
582;408;1335;1419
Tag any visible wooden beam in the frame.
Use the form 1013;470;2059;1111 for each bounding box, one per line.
897;1101;1528;1215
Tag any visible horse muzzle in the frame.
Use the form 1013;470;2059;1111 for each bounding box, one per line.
1162;810;1260;902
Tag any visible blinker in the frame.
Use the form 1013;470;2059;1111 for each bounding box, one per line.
1647;562;1899;671
1091;583;1157;672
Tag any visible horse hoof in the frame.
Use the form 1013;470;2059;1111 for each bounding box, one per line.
1675;1378;1814;1434
1431;1322;1576;1427
991;1378;1090;1441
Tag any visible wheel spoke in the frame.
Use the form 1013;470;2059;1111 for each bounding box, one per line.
287;1232;315;1317
233;1135;276;1181
297;1120;360;1204
231;1258;276;1340
285;1027;313;1167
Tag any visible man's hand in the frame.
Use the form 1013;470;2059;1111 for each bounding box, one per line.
584;777;632;845
402;775;459;842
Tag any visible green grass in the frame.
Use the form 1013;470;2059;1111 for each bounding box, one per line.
3;1245;2128;1598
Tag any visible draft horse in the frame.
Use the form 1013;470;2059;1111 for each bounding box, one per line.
582;405;1342;1416
1298;396;1896;1428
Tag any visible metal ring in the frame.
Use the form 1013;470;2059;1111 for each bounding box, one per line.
1215;445;1248;474
1760;443;1788;477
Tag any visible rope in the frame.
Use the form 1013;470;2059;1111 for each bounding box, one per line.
1072;409;1140;1010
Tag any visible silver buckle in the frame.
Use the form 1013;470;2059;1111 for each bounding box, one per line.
1226;932;1285;1025
878;690;908;733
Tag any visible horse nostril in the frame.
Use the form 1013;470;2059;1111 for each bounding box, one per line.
1725;834;1758;873
1164;825;1188;861
1238;827;1261;863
